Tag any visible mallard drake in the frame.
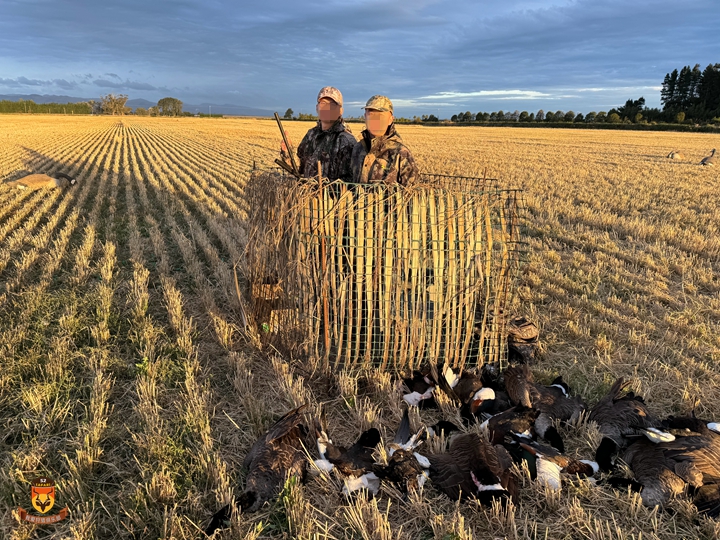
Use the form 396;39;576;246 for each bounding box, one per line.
503;365;585;452
429;432;517;505
481;405;539;445
588;378;674;471
7;172;76;190
204;405;309;536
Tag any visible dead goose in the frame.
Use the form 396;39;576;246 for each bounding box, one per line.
7;172;76;191
611;418;720;512
588;378;674;471
428;432;518;505
402;370;437;408
430;363;485;406
700;148;716;166
204;405;309;536
503;365;585;452
514;439;598;491
666;150;684;160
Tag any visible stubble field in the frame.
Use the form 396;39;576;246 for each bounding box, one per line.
1;116;719;539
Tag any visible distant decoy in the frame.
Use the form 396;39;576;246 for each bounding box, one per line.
428;432;517;505
588;378;674;471
205;405;309;536
7;172;76;191
700;148;716;166
666;150;684;160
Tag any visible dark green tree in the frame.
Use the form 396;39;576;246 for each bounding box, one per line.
157;97;183;116
284;108;294;119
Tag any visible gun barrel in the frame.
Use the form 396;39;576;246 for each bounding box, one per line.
274;112;300;177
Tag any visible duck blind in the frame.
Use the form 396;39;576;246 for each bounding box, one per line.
244;170;527;373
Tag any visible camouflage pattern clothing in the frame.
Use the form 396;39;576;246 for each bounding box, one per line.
351;124;419;186
281;118;356;181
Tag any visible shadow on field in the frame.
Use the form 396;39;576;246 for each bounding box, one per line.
22;147;80;179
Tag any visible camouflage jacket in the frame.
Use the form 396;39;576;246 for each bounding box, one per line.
351;124;419;186
281;118;355;181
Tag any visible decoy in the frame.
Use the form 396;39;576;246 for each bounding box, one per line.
700;148;716;166
7;172;76;191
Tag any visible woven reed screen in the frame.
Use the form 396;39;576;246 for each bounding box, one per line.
245;171;526;372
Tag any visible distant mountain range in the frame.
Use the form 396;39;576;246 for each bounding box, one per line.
0;94;273;117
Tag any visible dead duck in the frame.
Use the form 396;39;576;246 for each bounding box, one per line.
513;438;598;491
609;418;720;512
428;432;517;505
373;408;430;494
700;148;716;166
7;172;76;191
205;404;309;536
503;365;585;452
666;150;684;160
481;405;540;445
588;378;674;471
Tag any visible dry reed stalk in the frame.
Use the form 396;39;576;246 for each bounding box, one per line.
381;191;395;369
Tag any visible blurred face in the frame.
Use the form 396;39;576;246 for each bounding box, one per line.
365;109;393;137
316;98;342;124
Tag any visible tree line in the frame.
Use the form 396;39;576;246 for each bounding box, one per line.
0;94;187;116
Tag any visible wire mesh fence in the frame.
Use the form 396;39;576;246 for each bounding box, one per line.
244;169;528;372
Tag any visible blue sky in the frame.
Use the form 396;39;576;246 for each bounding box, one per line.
0;0;716;117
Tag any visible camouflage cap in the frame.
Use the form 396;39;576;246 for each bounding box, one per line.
364;95;393;113
317;86;343;107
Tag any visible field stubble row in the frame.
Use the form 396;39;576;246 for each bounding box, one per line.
0;116;718;539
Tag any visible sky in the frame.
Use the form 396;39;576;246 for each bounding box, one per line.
0;0;716;118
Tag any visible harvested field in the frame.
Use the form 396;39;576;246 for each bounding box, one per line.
1;116;719;539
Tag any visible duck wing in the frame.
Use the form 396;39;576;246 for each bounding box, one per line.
243;404;308;470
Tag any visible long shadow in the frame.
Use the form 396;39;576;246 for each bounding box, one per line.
21;146;80;180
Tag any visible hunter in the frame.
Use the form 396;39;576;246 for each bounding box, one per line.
351;95;419;186
279;86;355;181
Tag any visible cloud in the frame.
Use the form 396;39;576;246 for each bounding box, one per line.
93;79;157;91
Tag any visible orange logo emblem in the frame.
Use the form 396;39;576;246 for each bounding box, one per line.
31;477;55;514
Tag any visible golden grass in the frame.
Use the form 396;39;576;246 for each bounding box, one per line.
0;116;719;538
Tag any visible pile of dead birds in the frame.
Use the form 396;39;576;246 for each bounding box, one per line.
204;317;720;536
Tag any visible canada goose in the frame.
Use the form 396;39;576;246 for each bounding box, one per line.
402;370;437;408
205;404;309;535
514;439;598;491
666;150;684;160
428;432;517;504
7;172;76;191
700;148;716;166
313;422;381;477
588;378;674;471
503;365;585;452
430;363;484;406
507;316;539;364
613;419;720;511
